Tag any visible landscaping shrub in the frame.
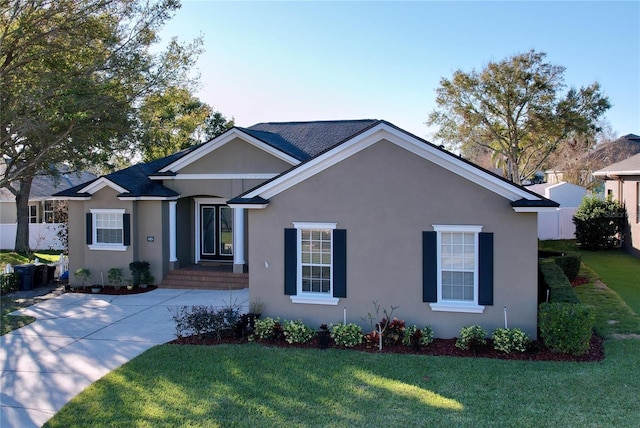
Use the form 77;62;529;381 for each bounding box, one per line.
492;328;530;353
253;317;283;341
1;273;19;295
539;261;579;304
402;325;434;348
573;195;626;250
170;305;236;339
553;253;581;282
330;322;363;347
455;325;487;350
282;319;316;344
538;302;595;355
381;317;405;346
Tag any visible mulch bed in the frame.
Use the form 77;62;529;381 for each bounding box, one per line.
170;332;604;363
67;285;158;295
571;276;590;287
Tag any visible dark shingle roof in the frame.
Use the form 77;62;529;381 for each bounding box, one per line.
239;119;379;160
1;166;96;201
54;146;200;198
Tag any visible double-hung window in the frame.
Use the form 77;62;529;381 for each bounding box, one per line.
285;222;346;305
87;209;129;251
424;225;492;313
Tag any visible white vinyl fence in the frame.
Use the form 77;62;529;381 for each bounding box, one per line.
538;208;578;240
0;223;65;250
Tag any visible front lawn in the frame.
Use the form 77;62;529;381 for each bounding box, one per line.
45;340;640;427
1;296;36;335
41;241;640;426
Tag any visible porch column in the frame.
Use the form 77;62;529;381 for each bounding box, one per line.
233;207;245;273
169;201;177;264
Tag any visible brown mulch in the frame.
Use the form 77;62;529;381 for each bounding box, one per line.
571;276;590;287
68;285;158;295
170;332;604;363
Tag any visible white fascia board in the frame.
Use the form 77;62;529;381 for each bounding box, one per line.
593;170;640;178
156;173;279;180
227;203;268;209
158;129;300;173
79;177;128;195
61;196;92;201
244;123;543;203
117;196;179;201
512;207;559;213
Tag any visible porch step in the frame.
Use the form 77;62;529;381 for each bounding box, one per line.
159;267;248;290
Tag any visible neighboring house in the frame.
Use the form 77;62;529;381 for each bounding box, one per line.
56;120;558;338
0;168;96;250
526;182;588;240
593;153;640;258
546;133;640;186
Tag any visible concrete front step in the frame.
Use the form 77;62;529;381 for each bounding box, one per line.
159;268;248;290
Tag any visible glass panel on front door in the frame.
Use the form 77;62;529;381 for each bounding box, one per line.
201;207;216;256
200;205;233;260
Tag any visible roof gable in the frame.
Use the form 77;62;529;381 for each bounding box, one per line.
159;128;301;174
593;152;640;177
231;121;557;211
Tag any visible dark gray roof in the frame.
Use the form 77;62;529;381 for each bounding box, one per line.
594;152;640;176
54;147;198;198
239;119;379;160
1;166;97;201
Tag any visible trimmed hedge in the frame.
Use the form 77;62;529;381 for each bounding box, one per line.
539;250;581;281
539;260;579;304
538;302;595;355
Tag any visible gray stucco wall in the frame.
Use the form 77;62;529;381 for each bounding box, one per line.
248;140;540;338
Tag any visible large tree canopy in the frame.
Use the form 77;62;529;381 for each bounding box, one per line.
0;0;202;252
137;86;234;161
427;50;611;185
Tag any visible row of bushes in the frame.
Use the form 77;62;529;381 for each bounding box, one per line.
539;260;579;304
537;250;595;355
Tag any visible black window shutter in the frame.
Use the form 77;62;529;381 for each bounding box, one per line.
86;213;93;245
333;229;347;298
422;231;438;302
284;228;297;295
123;213;131;246
478;232;494;305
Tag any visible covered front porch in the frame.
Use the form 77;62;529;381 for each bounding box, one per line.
167;197;247;275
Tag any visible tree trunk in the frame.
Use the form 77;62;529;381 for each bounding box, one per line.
14;175;34;254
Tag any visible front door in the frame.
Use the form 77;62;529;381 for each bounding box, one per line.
200;205;233;261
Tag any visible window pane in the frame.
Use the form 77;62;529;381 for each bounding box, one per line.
299;228;332;294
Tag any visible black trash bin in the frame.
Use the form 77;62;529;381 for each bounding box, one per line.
33;264;47;288
14;264;35;291
46;265;56;285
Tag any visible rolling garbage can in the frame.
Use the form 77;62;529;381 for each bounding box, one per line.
33;264;47;288
14;264;35;291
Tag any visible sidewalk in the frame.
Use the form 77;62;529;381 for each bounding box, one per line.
0;288;249;427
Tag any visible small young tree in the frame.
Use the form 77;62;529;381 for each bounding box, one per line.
573;195;626;250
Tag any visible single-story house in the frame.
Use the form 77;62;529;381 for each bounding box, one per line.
1;165;96;250
593;153;640;258
55;120;558;338
526;181;588;240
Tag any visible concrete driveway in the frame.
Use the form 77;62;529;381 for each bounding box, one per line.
0;288;249;428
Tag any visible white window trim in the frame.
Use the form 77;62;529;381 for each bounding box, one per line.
88;209;127;251
290;222;339;306
429;225;485;313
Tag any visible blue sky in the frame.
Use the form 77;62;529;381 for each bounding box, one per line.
159;1;640;140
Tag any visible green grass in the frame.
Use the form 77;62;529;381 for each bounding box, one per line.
0;250;61;268
45;341;640;428
540;240;640;315
38;241;640;426
573;264;640;337
1;296;36;335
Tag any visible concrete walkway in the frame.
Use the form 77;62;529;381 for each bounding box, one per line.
1;288;249;428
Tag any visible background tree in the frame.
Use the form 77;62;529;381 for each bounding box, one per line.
0;0;201;253
137;86;234;161
427;50;611;185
